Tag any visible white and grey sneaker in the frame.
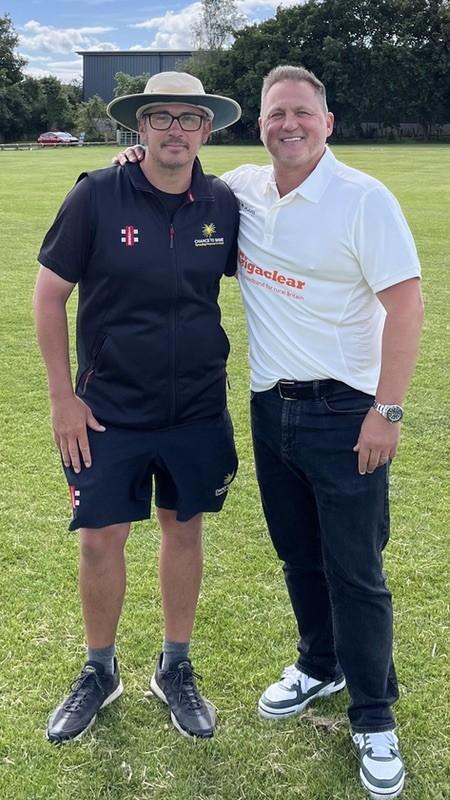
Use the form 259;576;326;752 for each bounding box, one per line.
258;663;346;720
353;730;405;799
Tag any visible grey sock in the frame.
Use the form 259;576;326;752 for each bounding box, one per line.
87;643;116;675
162;640;190;671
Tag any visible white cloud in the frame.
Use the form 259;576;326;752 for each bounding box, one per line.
19;20;117;55
22;65;60;79
84;42;118;51
19;52;53;63
238;0;301;10
17;0;306;83
132;4;201;30
23;59;83;83
131;3;202;48
128;0;302;49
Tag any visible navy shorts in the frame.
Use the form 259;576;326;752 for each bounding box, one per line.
63;410;238;530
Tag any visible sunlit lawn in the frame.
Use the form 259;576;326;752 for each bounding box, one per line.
0;144;449;799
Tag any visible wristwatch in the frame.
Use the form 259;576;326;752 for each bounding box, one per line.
372;402;404;423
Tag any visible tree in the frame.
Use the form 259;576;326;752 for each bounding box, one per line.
0;16;82;141
76;94;115;141
63;80;83;120
193;0;450;138
191;0;245;50
0;13;27;140
38;76;73;130
113;71;150;97
0;13;25;87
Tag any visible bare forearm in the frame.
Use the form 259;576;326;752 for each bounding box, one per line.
376;284;424;404
34;295;74;401
354;280;424;475
34;275;105;471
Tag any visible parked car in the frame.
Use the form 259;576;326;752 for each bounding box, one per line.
37;131;79;145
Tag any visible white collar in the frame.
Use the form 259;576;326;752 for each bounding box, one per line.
265;146;337;204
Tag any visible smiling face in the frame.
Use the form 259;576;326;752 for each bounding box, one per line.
138;102;212;173
259;79;334;186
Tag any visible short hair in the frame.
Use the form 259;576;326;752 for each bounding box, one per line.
261;65;328;115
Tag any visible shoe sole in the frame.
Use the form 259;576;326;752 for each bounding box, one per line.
258;677;346;720
150;673;215;739
46;680;124;744
360;769;405;800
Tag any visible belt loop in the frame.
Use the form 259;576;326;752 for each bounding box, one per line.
313;380;320;398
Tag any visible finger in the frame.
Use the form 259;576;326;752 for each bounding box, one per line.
357;445;370;475
366;450;381;474
86;413;106;432
125;148;138;162
67;438;82;474
77;432;92;469
389;443;399;461
379;452;390;467
59;439;71;468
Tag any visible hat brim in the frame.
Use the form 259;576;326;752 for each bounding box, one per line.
107;92;241;133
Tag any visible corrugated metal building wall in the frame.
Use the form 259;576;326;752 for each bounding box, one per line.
77;51;193;102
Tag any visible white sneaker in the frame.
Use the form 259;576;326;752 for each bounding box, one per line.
353;730;405;799
258;663;346;720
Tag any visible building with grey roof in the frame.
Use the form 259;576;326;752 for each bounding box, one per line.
77;51;193;103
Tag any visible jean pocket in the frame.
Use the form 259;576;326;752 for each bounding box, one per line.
322;391;373;415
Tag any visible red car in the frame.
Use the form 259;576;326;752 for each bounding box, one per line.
37;131;79;145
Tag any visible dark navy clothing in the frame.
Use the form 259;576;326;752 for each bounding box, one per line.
65;410;238;528
38;159;239;430
251;382;398;733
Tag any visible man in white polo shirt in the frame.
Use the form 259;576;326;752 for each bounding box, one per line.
115;65;423;798
223;66;423;800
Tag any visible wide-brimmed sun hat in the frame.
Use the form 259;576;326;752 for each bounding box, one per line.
107;71;241;133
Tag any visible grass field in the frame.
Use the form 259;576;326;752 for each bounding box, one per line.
0;144;449;800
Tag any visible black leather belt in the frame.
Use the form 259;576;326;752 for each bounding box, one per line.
276;379;339;400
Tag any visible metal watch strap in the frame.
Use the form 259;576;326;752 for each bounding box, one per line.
372;402;404;422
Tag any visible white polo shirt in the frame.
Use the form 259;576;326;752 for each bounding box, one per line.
221;147;421;395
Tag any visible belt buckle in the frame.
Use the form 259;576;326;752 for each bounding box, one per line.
277;381;297;401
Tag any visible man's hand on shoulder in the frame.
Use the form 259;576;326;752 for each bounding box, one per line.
353;409;400;475
51;395;105;473
112;145;145;166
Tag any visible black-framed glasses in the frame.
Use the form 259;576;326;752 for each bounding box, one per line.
143;111;207;132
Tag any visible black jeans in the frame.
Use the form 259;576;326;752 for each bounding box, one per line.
251;381;399;732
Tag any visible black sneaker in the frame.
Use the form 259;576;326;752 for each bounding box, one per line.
150;654;216;738
46;658;123;744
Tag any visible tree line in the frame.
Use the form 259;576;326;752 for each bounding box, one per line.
187;0;450;139
0;15;114;142
1;1;449;143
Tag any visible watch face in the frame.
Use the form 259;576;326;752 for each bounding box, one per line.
386;405;403;422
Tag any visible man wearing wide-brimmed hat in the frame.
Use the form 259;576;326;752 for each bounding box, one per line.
107;71;241;184
34;73;241;743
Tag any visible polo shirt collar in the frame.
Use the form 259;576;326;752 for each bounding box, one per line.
265;146;337;204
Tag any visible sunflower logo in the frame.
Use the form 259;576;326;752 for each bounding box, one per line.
202;223;216;238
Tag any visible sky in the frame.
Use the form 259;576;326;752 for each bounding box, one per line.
10;0;301;84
